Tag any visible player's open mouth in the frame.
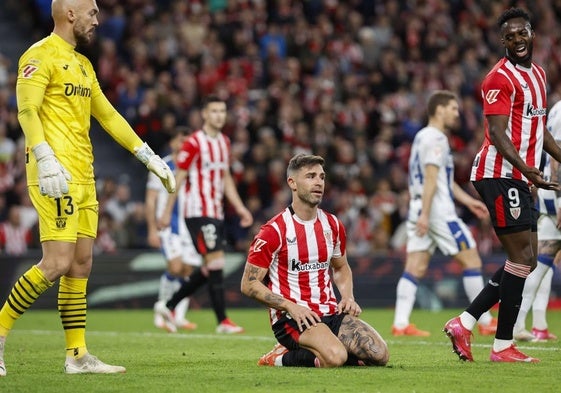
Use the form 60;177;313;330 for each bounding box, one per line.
515;45;527;57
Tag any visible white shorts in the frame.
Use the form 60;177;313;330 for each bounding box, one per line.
159;228;202;267
537;214;561;241
406;217;476;255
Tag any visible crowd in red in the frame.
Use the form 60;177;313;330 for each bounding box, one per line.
4;0;561;257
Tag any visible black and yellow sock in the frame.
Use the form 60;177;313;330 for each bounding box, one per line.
0;265;53;336
58;276;88;358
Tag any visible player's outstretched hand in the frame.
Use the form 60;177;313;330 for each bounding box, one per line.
525;166;561;191
535;180;561;191
135;142;176;193
32;142;72;199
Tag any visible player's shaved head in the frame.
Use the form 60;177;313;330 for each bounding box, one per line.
52;0;98;24
51;0;99;46
52;0;75;23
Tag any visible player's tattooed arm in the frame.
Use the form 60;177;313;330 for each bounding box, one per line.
241;263;288;310
263;292;287;308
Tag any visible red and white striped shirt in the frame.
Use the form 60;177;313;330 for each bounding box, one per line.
471;58;547;183
176;130;230;219
0;222;31;256
247;206;347;325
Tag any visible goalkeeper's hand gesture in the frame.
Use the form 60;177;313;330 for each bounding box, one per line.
135;142;176;193
32;142;72;199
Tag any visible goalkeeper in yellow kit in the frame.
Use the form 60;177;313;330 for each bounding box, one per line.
0;0;175;376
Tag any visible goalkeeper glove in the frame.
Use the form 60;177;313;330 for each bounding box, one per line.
32;142;72;199
134;142;176;193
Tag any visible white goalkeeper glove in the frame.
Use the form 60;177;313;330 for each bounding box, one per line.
32;142;72;199
134;142;176;193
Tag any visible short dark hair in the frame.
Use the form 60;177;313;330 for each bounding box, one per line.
201;95;225;108
287;154;325;178
427;90;457;117
169;126;190;138
497;7;531;29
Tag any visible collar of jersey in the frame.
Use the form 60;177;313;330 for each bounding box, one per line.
50;33;75;52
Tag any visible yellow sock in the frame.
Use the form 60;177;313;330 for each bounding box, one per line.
58;276;88;358
0;265;53;336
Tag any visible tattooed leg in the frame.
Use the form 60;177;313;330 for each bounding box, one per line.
338;315;389;366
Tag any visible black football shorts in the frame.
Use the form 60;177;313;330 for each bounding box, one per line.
472;178;537;235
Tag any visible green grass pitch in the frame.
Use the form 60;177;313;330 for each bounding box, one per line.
0;308;559;393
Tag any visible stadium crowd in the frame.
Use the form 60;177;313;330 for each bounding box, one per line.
2;0;561;257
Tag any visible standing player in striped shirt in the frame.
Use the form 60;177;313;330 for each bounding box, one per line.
444;8;561;363
155;95;252;334
240;154;389;367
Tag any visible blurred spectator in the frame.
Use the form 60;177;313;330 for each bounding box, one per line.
0;121;16;164
347;206;376;258
0;205;31;256
370;178;398;235
123;202;149;249
97;4;126;43
0;194;7;222
97;176;118;208
0;54;10;88
4;0;557;257
17;193;39;232
103;182;137;229
0;161;14;196
93;212;118;255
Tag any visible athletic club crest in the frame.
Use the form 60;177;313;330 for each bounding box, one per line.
510;207;521;220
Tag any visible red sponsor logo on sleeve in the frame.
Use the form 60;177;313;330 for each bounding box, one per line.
22;65;38;78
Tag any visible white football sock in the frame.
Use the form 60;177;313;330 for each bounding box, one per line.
493;338;513;352
532;267;553;330
158;273;177;302
459;311;476;331
393;276;418;328
462;273;493;326
515;262;549;331
175;297;191;323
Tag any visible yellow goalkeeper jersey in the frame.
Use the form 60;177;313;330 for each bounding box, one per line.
17;33;144;186
17;33;100;184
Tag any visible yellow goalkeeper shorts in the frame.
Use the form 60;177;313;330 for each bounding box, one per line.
29;182;98;242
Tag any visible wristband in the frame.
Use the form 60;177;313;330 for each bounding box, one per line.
134;142;155;165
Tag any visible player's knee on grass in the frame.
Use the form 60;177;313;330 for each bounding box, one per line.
351;318;390;366
367;341;390;366
317;344;348;368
